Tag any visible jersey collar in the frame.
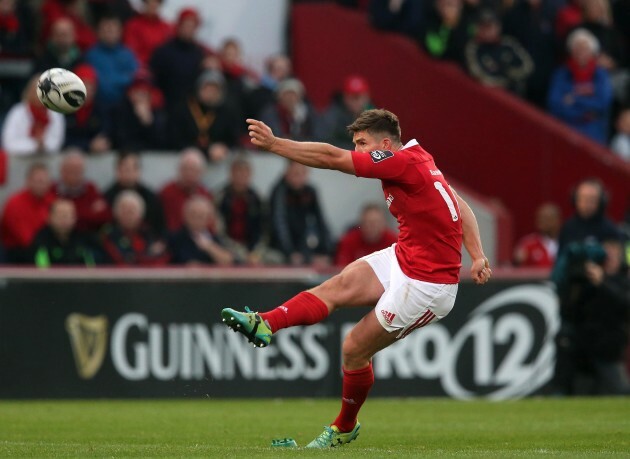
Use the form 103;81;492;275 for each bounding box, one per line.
401;139;419;149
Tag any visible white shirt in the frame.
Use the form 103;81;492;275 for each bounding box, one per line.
1;102;65;156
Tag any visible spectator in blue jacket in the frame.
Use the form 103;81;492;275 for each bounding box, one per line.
85;14;138;113
547;28;613;144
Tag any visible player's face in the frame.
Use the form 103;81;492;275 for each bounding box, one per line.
352;131;391;153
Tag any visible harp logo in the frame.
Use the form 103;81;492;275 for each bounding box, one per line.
65;313;109;379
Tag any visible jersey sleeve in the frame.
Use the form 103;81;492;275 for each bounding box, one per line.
351;150;408;180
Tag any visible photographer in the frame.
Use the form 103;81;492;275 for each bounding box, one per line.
552;178;630;395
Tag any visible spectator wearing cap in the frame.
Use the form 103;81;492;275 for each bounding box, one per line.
159;147;213;232
1;74;65;156
320;75;374;149
34;17;82;74
149;7;209;121
63;64;113;154
123;0;173;66
109;68;167;150
85;14;139;112
259;78;319;141
548;28;613;144
464;11;534;96
169;70;241;161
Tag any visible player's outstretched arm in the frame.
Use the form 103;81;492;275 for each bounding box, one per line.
247;119;355;174
452;188;492;285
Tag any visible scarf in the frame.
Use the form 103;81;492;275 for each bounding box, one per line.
28;101;50;138
566;57;597;83
188;98;216;149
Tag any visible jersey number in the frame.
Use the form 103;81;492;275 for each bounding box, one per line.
434;182;459;222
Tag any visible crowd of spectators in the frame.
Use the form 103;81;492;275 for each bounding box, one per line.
364;0;630;152
0;147;400;268
0;0;397;268
1;0;629;271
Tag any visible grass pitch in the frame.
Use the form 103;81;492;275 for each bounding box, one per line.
0;398;628;457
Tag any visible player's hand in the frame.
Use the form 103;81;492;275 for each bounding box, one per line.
247;119;277;150
471;257;492;285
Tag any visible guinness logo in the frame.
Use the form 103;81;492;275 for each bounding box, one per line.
65;313;108;379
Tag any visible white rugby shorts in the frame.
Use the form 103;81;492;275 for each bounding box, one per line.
362;244;458;339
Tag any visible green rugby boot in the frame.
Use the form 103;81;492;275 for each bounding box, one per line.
221;307;272;348
305;422;361;448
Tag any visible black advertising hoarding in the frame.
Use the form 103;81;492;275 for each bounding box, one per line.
0;273;558;399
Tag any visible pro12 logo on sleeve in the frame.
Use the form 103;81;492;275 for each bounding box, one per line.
370;150;394;163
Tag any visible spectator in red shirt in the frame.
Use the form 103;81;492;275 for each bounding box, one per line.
40;0;96;51
513;202;562;268
123;0;172;66
0;163;55;263
101;189;169;265
159;147;212;232
335;203;398;267
52;150;111;232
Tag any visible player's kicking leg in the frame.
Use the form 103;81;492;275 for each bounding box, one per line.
221;258;384;347
306;309;397;448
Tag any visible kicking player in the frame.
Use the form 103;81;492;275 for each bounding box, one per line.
222;109;492;448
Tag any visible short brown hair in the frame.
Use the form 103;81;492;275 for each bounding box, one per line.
347;109;401;143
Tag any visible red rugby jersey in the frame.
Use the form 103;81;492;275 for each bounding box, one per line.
351;140;463;283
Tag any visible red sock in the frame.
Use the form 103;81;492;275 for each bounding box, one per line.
333;363;374;432
260;291;329;332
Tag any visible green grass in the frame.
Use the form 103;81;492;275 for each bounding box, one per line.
0;398;629;457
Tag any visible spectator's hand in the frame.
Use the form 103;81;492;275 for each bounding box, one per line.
471;257;492;285
247;119;277;150
584;261;604;286
290;252;304;266
90;135;111;154
208;143;229;162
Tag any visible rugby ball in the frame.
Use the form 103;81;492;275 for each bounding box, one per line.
37;68;87;114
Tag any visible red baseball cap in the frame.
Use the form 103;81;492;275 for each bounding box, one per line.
177;8;201;26
343;75;370;95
